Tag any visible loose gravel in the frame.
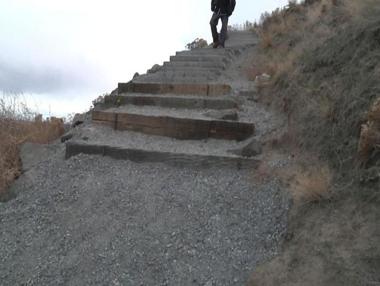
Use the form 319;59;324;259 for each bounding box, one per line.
0;150;289;286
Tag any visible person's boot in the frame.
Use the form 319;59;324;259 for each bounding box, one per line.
213;41;220;48
217;43;225;48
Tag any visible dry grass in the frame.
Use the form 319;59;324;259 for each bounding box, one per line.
248;0;380;182
342;0;380;23
358;98;380;167
0;92;66;199
260;32;273;48
291;165;332;204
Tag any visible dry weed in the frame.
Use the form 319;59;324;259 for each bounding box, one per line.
366;97;380;124
260;32;273;48
358;98;380;167
251;162;280;185
0;92;66;198
306;3;323;24
291;165;332;204
185;38;208;50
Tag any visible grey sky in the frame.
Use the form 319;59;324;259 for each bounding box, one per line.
0;0;289;117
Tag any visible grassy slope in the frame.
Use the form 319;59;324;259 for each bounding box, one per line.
246;0;380;285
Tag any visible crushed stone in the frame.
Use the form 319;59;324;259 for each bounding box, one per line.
0;152;290;286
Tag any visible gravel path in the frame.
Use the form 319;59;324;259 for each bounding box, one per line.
0;149;289;286
0;37;290;286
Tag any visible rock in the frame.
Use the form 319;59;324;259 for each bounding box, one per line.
147;64;160;74
239;90;259;102
72;113;87;128
61;134;73;143
19;142;54;172
227;137;263;157
255;73;271;87
92;95;104;106
204;109;238;121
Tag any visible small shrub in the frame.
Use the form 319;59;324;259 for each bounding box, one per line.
291;165;332;204
260;32;273;48
185;38;208;50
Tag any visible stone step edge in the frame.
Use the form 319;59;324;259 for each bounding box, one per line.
65;142;260;171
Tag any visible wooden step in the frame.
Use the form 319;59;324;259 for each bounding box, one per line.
104;95;237;110
118;83;231;96
92;111;254;141
65;142;259;170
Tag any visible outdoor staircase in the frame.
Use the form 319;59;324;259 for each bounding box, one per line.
65;31;260;170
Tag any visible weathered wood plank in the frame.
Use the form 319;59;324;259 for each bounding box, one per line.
104;95;237;110
208;84;231;96
92;120;116;129
132;83;209;95
92;111;254;141
65;142;260;170
117;82;133;94
92;112;117;122
118;83;231;96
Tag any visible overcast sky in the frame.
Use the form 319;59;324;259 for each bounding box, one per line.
0;0;289;118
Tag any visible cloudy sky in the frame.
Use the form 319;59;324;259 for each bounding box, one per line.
0;0;289;118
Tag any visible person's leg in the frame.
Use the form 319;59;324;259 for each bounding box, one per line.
210;13;220;47
219;15;229;47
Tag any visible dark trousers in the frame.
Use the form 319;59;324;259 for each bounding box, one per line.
210;12;229;45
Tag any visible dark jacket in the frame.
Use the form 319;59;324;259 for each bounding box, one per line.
211;0;236;16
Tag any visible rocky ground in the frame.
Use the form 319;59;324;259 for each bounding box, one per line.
0;45;291;286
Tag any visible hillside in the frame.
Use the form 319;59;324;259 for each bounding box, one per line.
247;0;380;285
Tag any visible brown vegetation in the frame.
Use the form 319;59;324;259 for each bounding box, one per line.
358;98;380;167
185;38;208;50
291;164;332;204
0;92;66;199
